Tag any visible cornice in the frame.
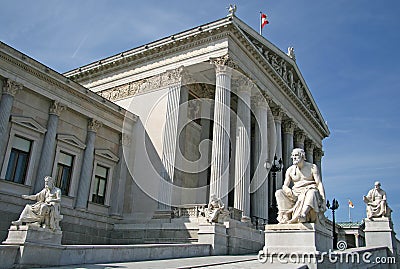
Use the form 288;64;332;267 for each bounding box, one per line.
229;23;329;139
0;43;135;124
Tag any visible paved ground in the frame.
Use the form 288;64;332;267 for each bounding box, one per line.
39;255;308;269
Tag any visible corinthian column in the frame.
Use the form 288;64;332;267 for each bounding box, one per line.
34;101;66;192
271;107;283;189
294;130;306;149
209;55;234;206
233;78;252;221
157;67;184;211
305;140;315;163
282;119;295;175
251;94;269;221
0;79;22;166
75;118;102;210
314;148;324;178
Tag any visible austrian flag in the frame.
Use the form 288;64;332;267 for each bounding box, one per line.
261;13;269;28
348;200;354;208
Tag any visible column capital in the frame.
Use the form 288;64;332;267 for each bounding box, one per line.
210;54;237;74
49;101;67;116
294;130;306;145
88;118;102;133
305;140;316;152
2;79;23;97
282;119;295;134
233;77;253;95
271;107;284;122
313;148;324;161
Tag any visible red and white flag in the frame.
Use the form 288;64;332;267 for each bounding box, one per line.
261;13;269;28
348;200;354;208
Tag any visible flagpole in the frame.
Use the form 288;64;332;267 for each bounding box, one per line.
259;11;262;36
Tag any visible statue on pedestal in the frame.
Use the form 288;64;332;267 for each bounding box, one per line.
275;148;326;224
202;195;229;223
363;181;391;219
12;176;62;231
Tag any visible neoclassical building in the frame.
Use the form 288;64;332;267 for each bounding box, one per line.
0;12;328;252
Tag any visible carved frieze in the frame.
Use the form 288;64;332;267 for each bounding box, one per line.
98;66;185;102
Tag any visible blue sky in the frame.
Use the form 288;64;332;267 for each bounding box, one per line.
1;1;399;232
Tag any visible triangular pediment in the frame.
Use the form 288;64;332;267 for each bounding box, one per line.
230;17;329;136
10;116;47;134
95;149;119;162
57;134;86;149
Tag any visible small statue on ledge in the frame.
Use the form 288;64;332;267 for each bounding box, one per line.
363;181;391;219
202;195;229;223
12;176;62;231
275;148;326;224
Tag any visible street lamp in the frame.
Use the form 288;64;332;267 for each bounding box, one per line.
268;155;283;224
326;198;339;248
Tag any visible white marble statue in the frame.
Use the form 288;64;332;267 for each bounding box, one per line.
287;46;296;61
12;176;62;231
275;148;326;224
363;181;391;219
204;195;227;223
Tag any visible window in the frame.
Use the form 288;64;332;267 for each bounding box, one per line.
55;152;74;195
92;164;109;205
5;136;32;184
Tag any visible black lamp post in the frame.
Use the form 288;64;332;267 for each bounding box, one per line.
268;155;283;224
326;198;339;248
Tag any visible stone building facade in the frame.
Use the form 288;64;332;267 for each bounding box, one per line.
0;14;329;248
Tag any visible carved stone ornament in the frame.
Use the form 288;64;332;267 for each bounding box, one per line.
98;66;185;102
2;78;23;96
305;140;315;152
313;148;324;161
282;120;295;134
251;94;267;109
234;77;254;94
88;118;102;132
49;101;67;116
294;130;306;144
210;54;237;74
271;107;284;121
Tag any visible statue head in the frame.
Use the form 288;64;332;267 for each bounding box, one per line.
44;176;55;189
291;148;306;165
374;181;381;189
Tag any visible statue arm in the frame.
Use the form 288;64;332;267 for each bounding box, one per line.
22;193;39;201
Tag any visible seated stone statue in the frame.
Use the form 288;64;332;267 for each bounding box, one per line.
12;176;62;231
204;195;227;223
363;181;391;219
275;148;326;224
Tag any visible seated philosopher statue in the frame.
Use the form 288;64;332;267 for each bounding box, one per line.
12;176;62;231
363;181;391;219
275;148;326;224
204;195;226;223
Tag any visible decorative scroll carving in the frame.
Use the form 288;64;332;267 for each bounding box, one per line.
271;106;284;121
282;119;295;134
2;79;23;96
210;54;237;74
49;101;67;116
294;130;306;145
305;140;315;152
88;118;102;132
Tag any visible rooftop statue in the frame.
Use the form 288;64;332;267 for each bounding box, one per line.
12;176;62;231
275;148;326;224
363;181;392;219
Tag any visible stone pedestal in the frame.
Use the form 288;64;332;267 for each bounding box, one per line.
263;222;332;254
364;217;397;255
3;225;62;246
197;222;228;255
